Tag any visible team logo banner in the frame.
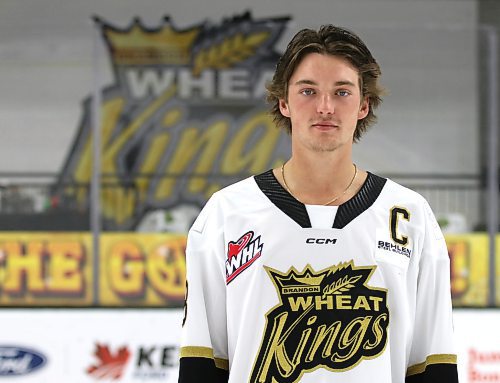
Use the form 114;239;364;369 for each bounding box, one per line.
54;12;291;230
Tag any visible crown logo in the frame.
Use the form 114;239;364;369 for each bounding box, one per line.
267;261;369;296
97;17;201;66
272;267;328;289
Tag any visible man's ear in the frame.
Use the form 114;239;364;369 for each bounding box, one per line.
358;98;369;120
279;99;290;117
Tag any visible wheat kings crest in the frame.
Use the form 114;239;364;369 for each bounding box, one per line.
250;261;389;383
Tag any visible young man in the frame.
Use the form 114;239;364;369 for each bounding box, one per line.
179;25;458;383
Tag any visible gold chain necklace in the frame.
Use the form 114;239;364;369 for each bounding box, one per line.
281;162;358;206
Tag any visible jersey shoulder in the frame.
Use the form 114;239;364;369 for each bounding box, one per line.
379;177;443;238
190;175;263;234
379;177;429;209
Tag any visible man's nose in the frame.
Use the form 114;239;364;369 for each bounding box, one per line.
317;94;334;114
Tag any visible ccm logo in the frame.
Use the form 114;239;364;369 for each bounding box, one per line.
306;238;337;244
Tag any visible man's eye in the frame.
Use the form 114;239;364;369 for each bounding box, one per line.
301;89;315;96
337;90;351;97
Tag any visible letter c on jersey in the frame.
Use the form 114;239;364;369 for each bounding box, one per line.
390;206;410;245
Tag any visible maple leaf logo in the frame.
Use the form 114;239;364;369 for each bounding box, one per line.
87;343;131;380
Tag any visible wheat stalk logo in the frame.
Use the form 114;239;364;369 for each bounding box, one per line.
323;275;362;297
192;32;270;76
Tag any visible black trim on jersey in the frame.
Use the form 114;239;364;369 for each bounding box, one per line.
178;357;229;383
254;170;387;229
333;171;386;229
254;169;311;227
405;363;459;383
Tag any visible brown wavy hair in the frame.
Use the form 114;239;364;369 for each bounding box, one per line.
266;25;384;142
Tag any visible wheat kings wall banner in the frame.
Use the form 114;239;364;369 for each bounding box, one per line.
54;12;291;230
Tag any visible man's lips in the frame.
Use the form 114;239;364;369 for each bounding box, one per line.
311;122;339;130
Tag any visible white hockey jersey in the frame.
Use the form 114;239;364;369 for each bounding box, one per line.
179;171;458;383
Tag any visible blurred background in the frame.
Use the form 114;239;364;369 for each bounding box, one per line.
0;0;498;381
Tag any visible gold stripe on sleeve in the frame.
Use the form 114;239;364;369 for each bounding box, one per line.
180;346;229;370
214;357;230;370
180;346;214;359
407;354;458;376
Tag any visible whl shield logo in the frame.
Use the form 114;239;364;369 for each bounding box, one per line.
87;343;131;380
226;231;263;284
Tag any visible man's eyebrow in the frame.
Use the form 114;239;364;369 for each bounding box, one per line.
293;79;317;86
292;79;357;87
334;80;357;87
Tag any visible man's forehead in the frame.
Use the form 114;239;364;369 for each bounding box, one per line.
291;53;360;78
283;53;364;97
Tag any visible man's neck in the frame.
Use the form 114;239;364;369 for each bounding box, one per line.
273;150;366;206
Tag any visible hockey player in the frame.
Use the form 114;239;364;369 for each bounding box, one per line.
179;25;458;383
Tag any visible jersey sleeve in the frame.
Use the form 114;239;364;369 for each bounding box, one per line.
405;201;458;383
178;196;229;383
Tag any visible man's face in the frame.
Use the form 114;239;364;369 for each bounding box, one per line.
279;53;369;153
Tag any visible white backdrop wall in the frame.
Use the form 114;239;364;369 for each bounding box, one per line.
0;308;498;382
0;0;479;176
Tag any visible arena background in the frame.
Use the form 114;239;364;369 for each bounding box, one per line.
0;0;499;381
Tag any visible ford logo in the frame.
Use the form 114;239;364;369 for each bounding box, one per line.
0;346;47;376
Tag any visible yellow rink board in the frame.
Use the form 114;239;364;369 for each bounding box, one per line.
99;233;186;306
0;232;94;306
0;232;498;307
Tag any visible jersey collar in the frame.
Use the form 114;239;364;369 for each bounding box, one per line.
254;170;387;229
